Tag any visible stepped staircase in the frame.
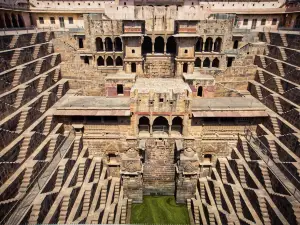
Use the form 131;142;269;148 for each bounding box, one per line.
259;164;273;190
30;33;37;45
55;166;65;189
273;95;283;114
17;136;31;161
14;87;26;108
12;67;23;87
274;78;284;94
237;164;247;186
258;197;271;225
16;110;29;133
10;49;21;67
268;139;279;160
275;61;285;76
19;166;33;193
280;34;288;47
43;116;52;134
58;195;70;224
270;116;281;136
9;36;19;48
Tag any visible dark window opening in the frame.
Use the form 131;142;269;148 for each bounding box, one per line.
11;14;18;27
272;18;277;25
139;117;150;132
166;36;176;54
203;58;210;68
243;19;248;25
97;56;104;66
184;49;188;53
154;36;164;53
39;17;44;24
132;49;135;53
96;37;103;51
84;56;89;64
214;37;222;52
233;40;239;49
116;56;123;66
114;37;122;51
203;154;212;163
183;63;188;73
105;37;113;51
172;117;183;134
261;19;266;25
50;17;55;24
195;38;203;52
212;58;219;68
105;116;118;123
117;84;124;95
78;38;84;48
204;37;213;52
106;56;113;66
197;86;203;97
142;36;152;54
195;58;201;68
68;17;74;24
227;57;234;67
159;98;164;103
131;63;136;73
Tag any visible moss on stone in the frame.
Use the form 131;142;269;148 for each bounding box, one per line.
131;196;190;224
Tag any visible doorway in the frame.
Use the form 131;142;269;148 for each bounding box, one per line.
251;19;257;29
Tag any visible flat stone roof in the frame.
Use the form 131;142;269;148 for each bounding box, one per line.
183;72;215;81
105;71;136;80
192;96;267;111
55;96;131;116
131;78;192;94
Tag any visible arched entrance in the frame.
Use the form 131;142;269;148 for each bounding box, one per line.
205;37;213;52
142;36;152;54
172;117;183;134
214;37;222;52
11;14;18;27
106;56;113;66
153;116;169;134
114;37;122;51
195;58;201;68
97;56;104;66
139;117;150;133
154;36;164;53
5;13;12;28
96;38;103;51
195;38;203;52
183;63;188;73
166;36;176;54
105;37;113;51
116;56;123;66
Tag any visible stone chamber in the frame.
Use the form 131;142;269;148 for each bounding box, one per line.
0;7;300;225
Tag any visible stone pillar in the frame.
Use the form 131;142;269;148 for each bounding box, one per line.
104;55;107;66
203;42;205;52
152;43;155;54
150;120;153;136
209;59;212;68
125;62;130;73
176;62;182;76
187;62;193;74
164;41;166;54
113;56;116;66
137;62;143;75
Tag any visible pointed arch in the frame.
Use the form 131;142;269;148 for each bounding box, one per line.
142;36;152;54
212;58;219;68
11;14;18;27
106;56;113;66
96;37;103;51
105;37;113;51
214;37;222;52
205;37;213;52
116;56;123;66
203;58;210;68
195;37;203;52
172;116;183;134
97;56;104;66
166;36;176;54
195;58;201;68
114;37;122;51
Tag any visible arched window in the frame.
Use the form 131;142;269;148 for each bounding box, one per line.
153;116;169;133
183;63;188;73
106;56;113;66
172;117;183;134
204;37;213;52
11;14;18;27
214;37;222;52
154;36;164;53
212;58;219;68
114;37;122;51
166;36;176;54
139;116;150;132
105;37;113;51
5;13;12;28
97;56;104;66
233;40;239;49
17;14;24;27
195;38;203;52
197;86;203;97
116;56;123;66
203;58;210;68
96;37;103;51
131;63;136;73
142;36;152;54
195;58;201;68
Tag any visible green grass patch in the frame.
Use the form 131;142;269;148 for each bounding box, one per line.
131;196;190;224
